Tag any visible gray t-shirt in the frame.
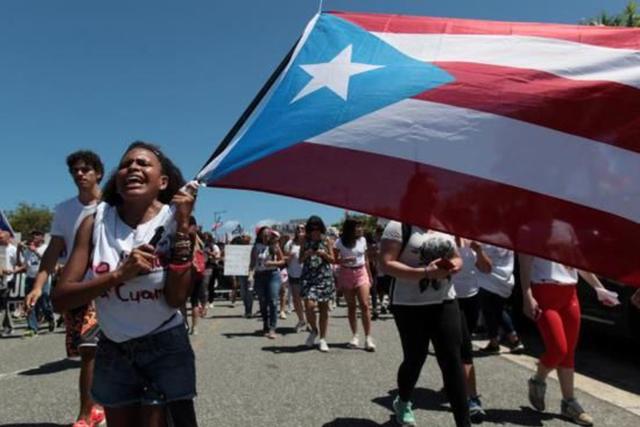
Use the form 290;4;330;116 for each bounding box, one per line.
382;221;457;306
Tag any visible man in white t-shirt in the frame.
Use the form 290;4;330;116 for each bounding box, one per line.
0;231;19;336
23;150;105;427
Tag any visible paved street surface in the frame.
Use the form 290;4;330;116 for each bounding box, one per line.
1;303;638;426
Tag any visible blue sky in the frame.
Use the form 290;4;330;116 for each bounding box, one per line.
0;0;629;234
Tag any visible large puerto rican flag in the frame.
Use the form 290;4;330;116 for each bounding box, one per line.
198;12;640;286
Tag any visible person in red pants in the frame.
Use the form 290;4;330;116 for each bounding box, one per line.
519;256;618;426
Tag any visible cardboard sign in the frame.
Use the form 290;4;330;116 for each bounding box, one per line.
223;245;252;276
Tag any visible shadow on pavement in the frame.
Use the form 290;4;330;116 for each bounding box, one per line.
482;406;563;426
18;359;81;376
373;388;450;413
222;330;264;338
262;345;311;354
208;314;245;319
322;417;394;426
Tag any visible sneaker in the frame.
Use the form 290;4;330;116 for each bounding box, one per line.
365;336;376;352
469;396;486;422
207;303;214;309
305;330;318;348
1;328;14;337
279;311;287;320
295;320;307;333
393;396;417;426
506;337;525;353
371;310;379;320
561;398;593;426
481;341;501;354
22;330;38;339
189;327;197;336
244;313;252;319
319;338;330;352
348;335;360;349
90;406;106;426
266;330;278;339
48;319;56;332
528;376;547;412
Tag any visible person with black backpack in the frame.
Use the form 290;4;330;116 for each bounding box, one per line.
380;221;470;427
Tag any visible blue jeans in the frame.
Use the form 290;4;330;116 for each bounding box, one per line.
92;325;196;407
236;276;253;316
254;270;280;332
26;277;53;332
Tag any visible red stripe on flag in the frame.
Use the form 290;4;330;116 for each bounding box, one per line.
212;143;640;287
411;62;640;153
330;11;640;50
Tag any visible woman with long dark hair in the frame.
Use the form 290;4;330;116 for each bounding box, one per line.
335;218;376;351
300;215;335;352
249;226;285;339
380;221;470;427
53;141;198;426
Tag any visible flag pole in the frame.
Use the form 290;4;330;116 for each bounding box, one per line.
196;40;300;179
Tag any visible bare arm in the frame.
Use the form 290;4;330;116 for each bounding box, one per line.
265;245;286;268
379;239;451;282
53;216;130;312
518;254;540;320
163;189;196;308
470;241;492;274
578;271;605;290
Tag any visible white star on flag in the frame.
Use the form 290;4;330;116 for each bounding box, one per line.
291;45;384;103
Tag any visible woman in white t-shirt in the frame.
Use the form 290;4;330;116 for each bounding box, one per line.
520;256;617;426
335;218;375;351
284;224;307;332
380;221;469;427
53;142;198;426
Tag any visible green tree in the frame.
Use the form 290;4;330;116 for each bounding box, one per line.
6;202;53;236
586;1;640;27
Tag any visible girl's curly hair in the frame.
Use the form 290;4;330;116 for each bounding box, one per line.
102;141;186;206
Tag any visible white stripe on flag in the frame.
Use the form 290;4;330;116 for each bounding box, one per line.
308;99;640;223
373;33;640;88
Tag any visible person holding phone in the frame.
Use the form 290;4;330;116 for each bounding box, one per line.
520;256;617;427
300;215;335;352
53;141;198;426
380;221;470;427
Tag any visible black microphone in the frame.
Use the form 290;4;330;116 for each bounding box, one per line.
148;226;165;248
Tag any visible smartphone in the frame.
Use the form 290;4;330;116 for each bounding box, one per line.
435;258;455;270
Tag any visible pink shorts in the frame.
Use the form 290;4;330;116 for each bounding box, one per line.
337;265;370;290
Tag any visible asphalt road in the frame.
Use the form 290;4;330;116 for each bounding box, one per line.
0;303;638;427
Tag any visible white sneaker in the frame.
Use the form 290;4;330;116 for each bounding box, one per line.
319;338;330;352
305;330;318;348
207;303;214;309
348;335;360;349
279;311;287;320
365;336;376;352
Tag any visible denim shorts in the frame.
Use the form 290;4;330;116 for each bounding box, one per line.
91;325;196;407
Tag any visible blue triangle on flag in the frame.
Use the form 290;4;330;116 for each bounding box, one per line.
208;13;454;181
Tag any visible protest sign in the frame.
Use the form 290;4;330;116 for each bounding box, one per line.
223;245;251;276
